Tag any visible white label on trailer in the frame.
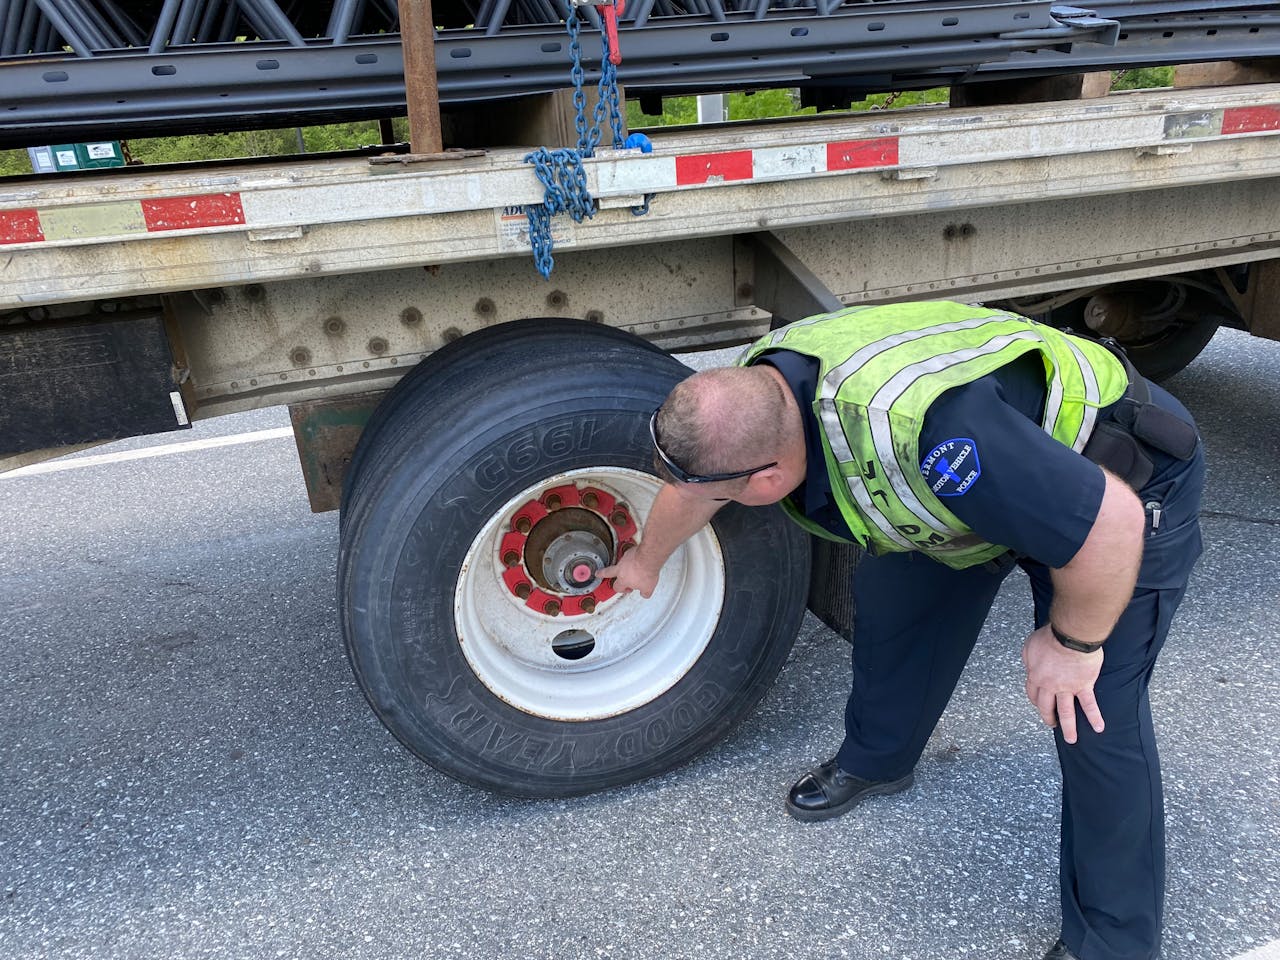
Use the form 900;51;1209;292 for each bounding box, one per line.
55;150;77;167
752;144;824;179
85;143;117;160
496;205;575;254
242;180;429;226
595;156;678;195
27;147;55;173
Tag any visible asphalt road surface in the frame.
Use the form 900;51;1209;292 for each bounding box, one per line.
2;328;1277;960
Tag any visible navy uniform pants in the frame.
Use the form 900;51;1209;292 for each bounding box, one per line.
835;449;1204;960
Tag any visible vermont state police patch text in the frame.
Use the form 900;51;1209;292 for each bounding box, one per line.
920;438;981;497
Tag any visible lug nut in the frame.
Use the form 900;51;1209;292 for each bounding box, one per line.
515;582;531;600
543;599;562;616
610;510;628;527
515;517;532;534
580;597;597;614
544;494;562;510
582;491;599;509
502;550;521;568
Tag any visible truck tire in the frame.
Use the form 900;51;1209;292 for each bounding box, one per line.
341;318;667;519
1049;283;1223;383
337;324;811;797
1120;313;1220;383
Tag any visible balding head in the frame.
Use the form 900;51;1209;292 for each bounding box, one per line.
653;366;790;481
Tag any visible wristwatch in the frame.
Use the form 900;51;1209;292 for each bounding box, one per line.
1050;623;1105;654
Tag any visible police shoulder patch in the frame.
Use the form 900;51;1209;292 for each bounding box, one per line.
919;437;982;497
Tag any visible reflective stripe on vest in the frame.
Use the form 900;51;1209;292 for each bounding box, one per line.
741;302;1128;569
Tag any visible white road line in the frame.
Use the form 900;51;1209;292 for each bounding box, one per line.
0;428;294;478
1234;941;1280;960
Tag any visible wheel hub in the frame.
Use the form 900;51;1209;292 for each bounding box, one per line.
499;483;638;617
542;529;611;593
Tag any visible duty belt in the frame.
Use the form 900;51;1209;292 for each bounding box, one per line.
1080;339;1199;491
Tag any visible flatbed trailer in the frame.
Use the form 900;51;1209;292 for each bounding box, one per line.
3;76;1279;796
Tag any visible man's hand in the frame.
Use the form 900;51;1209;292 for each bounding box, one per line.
598;549;661;599
597;483;727;601
1022;623;1105;744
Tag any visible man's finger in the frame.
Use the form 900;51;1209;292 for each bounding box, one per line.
1077;689;1106;735
1057;692;1078;744
597;565;633;593
1034;689;1057;729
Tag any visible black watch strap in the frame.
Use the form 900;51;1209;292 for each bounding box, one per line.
1050;623;1104;654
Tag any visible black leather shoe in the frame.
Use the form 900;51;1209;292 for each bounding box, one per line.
1043;939;1081;960
785;758;913;822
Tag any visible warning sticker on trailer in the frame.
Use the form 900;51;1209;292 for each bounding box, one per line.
495;205;575;254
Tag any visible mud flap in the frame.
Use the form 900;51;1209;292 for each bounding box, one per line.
0;312;188;459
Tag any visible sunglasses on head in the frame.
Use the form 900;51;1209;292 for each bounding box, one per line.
649;410;777;485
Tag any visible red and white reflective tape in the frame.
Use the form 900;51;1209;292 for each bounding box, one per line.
674;137;899;184
2;96;1279;250
1165;104;1280;139
1;192;244;246
598;135;901;193
1222;104;1280;134
1;208;42;245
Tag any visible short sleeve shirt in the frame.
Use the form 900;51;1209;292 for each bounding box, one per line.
762;350;1106;568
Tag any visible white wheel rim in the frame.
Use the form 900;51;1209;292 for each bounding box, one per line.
454;467;725;721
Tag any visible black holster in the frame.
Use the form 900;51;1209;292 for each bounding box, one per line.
1080;340;1199;491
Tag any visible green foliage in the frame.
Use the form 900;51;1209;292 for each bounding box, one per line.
126;120;395;164
627;87;949;128
302;119;396;153
859;89;950;109
0;120;404;177
1112;67;1175;91
0;149;29;176
727;89;812;120
125;130;288;164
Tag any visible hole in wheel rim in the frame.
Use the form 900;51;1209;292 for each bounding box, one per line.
552;630;596;661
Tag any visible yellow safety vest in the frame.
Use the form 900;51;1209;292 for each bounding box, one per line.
740;302;1129;569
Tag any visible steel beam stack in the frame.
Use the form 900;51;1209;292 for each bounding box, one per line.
0;0;1277;148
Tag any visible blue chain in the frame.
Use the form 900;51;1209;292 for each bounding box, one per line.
567;13;590;157
523;5;651;279
591;30;626;155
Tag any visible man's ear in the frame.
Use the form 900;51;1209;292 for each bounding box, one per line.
745;465;790;503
